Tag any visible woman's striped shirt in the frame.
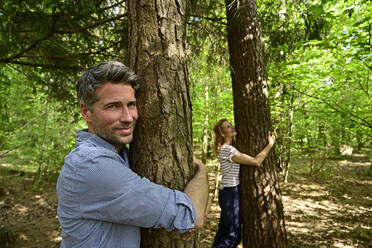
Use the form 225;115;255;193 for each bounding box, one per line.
219;144;240;188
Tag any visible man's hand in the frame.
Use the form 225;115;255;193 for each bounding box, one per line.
184;156;209;231
193;156;207;174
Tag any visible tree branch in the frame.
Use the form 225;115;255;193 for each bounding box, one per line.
0;13;126;65
101;0;126;11
54;13;127;34
189;15;227;25
0;144;23;158
293;86;372;130
0;111;48;150
6;60;81;70
0;11;61;63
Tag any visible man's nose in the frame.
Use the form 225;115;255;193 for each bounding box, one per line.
119;107;133;122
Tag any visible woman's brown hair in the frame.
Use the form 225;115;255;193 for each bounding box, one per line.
213;118;228;155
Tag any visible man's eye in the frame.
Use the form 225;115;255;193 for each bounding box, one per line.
107;105;116;109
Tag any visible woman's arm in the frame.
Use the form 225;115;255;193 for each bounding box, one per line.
231;133;275;167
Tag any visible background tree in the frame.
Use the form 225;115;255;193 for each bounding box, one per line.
224;0;287;247
128;0;198;247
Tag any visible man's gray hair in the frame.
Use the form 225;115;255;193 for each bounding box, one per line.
76;61;140;110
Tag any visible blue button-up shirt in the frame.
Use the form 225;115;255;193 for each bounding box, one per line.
57;130;196;248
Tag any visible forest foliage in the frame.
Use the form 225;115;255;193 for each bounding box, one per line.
0;0;370;183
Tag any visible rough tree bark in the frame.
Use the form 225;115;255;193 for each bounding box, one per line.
224;0;287;247
128;0;199;247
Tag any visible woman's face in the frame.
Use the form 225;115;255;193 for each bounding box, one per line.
221;121;237;138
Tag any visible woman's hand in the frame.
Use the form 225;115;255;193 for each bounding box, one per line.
268;132;276;146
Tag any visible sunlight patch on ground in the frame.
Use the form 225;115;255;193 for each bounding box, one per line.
333;241;354;248
209;201;222;219
354;179;372;185
285;182;329;198
339;160;371;167
351;153;370;159
282;177;371;248
14;204;29;213
0;161;38;172
32;194;49;207
362;196;372;201
0;163;12;167
16;233;29;241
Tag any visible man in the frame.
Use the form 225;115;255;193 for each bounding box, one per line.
56;61;209;247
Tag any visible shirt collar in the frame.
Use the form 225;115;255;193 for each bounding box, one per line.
76;129;117;152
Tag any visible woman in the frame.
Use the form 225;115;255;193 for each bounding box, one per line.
212;118;275;248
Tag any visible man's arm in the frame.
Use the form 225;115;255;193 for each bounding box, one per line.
183;157;209;230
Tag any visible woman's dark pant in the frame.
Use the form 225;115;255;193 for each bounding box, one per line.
213;185;241;248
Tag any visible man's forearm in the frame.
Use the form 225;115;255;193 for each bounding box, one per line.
183;162;209;229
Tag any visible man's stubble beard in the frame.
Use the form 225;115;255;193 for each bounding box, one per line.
93;123;135;147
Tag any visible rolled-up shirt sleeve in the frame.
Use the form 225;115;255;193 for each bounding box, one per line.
74;148;196;233
159;189;196;233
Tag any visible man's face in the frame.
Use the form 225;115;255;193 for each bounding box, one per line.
81;82;138;149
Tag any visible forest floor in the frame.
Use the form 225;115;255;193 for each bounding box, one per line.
0;151;371;248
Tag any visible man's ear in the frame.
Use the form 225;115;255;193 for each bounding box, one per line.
80;103;90;122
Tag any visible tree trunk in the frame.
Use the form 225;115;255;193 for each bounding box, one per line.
202;84;209;164
34;96;49;184
128;1;198;247
224;0;287;247
283;92;294;183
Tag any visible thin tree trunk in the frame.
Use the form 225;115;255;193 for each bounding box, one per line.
202;84;209;164
283;93;293;183
224;0;287;247
34;97;49;184
128;1;198;247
